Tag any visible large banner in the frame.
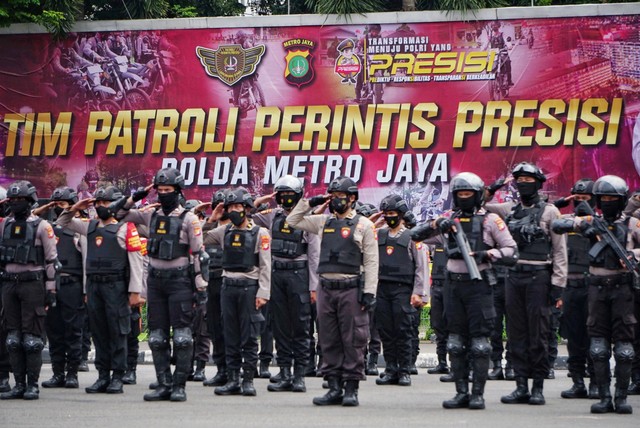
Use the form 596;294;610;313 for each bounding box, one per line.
1;13;640;219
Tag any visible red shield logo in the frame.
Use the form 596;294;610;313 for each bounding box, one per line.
341;227;351;238
95;236;103;247
386;246;394;255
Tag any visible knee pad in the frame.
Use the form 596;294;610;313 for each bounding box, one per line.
6;331;22;352
470;337;492;358
589;337;611;362
614;342;635;363
23;334;44;354
173;327;194;350
148;329;170;351
446;334;466;357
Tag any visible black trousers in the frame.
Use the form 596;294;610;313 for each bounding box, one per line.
271;267;311;368
192;303;211;363
206;274;226;367
221;280;261;372
490;277;511;364
2;278;46;336
45;276;84;373
587;277;635;342
126;306;141;369
561;278;592;376
375;281;415;373
430;280;447;361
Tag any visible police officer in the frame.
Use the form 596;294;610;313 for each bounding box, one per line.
552;175;637;415
205;188;271;397
252;175;320;393
117;168;208;402
0;186;11;393
287;176;379;407
0;181;58;400
57;186;144;395
412;172;518;410
38;187;85;389
374;195;427;387
487;162;568;406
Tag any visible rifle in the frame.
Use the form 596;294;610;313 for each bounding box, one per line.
452;218;483;281
581;202;640;290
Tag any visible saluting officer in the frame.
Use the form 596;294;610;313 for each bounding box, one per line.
287;176;379;407
0;181;58;400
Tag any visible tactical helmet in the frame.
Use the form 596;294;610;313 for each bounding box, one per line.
51;186;78;204
403;211;417;229
379;195;409;215
570;178;595;195
153;167;185;190
327;176;358;201
512;162;546;182
450;172;485;209
224;188;254;209
94;186;123;202
354;202;378;218
183;199;201;211
593;175;628;211
7;180;38;203
212;189;229;205
274;175;303;206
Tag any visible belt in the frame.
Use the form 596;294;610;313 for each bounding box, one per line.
1;271;44;282
320;276;360;290
150;266;191;279
566;277;588;288
511;264;551;272
448;272;483;282
379;279;412;287
87;273;126;283
273;260;308;270
223;278;258;287
590;273;631;287
59;275;82;285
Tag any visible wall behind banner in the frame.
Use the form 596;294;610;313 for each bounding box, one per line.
1;6;640;221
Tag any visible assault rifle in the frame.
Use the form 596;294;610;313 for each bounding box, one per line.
452;218;483;281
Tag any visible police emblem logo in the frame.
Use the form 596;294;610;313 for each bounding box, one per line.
283;38;316;88
95;236;103;247
196;43;266;86
234;234;240;242
159;221;166;229
386;246;394;255
341;227;351;238
14;225;21;235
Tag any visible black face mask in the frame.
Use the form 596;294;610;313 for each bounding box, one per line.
280;195;298;210
158;192;180;214
228;210;246;227
330;197;349;214
9;200;31;219
517;182;540;204
53;206;65;217
599;200;620;220
95;206;112;221
456;197;476;214
385;216;400;229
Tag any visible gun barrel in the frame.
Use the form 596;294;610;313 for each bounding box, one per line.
453;218;482;281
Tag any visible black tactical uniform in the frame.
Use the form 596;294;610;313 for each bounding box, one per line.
488;265;514;381
427;244;450;375
0;188;11;393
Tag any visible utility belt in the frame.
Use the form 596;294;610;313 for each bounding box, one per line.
149;265;191;279
379;279;412;288
87;273;126;283
589;273;631;287
320;276;360;290
448;270;496;285
273;260;308;271
59;274;82;285
510;263;552;273
223;278;259;287
566;277;589;288
0;270;44;282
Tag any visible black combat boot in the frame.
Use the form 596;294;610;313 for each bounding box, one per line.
0;382;25;400
78;360;90;372
86;371;110;393
292;365;307;392
442;380;470;409
613;387;632;414
561;375;588;399
529;378;545;405
427;360;450;375
628;371;640;395
469;382;486;410
258;360;271;379
439;372;455;382
313;376;343;406
106;371;124;394
0;372;10;393
267;367;293;392
192;360;206;382
376;369;399;385
588;380;598;399
170;373;188;402
398;372;411;387
241;368;256;396
590;384;614;413
501;377;530;404
143;372;172;401
23;383;40;400
203;365;227;387
65;372;79;389
504;361;515;380
342;380;359;406
487;360;504;380
214;370;242;396
122;369;137;385
42;372;66;388
409;364;419;375
365;354;379;376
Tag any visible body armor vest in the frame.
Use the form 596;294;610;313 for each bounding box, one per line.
0;218;45;265
205;244;224;269
54;226;83;276
507;202;551;262
589;220;628;270
147;211;190;261
567;232;591;275
271;211;307;259
378;229;415;285
445;214;490;259
317;215;363;275
222;225;260;272
86;221;128;274
431;244;447;280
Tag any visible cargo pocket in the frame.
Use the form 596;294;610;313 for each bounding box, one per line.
482;306;497;320
119;306;132;335
352;316;369;348
179;301;194;327
33;306;47;337
298;292;311;319
250;311;266;337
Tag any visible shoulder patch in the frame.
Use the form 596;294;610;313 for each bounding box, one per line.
46;224;55;239
261;234;270;251
494;217;506;231
192;219;202;236
125;222;142;252
139;237;148;256
415;242;422;250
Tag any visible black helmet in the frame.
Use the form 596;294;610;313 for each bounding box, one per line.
51;186;78;204
274;175;303;206
593;175;628;213
571;178;595;195
403;211;417;229
512;162;546;182
224;188;254;209
94;186;123;202
7;180;38;203
183;199;201;211
327;176;358;201
212;189;229;205
153;167;185;190
354;202;378;217
379;195;409;215
450;172;485;209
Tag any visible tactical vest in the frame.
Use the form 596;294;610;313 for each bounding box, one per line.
0;218;45;265
147;211;190;261
445;214;490;259
317;215;363;275
271;211;307;259
567;232;590;275
86;220;128;274
54;226;83;276
589;220;628;270
507;202;551;262
431;244;447;281
222;225;260;272
378;229;415;285
205;244;224;270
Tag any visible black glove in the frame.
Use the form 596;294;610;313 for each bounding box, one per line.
553;197;570;209
132;186;150;203
309;195;328;208
436;217;454;233
360;293;376;311
45;291;57;308
549;285;563;303
579;221;597;239
474;250;490;263
487;178;506;196
195;289;208;306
